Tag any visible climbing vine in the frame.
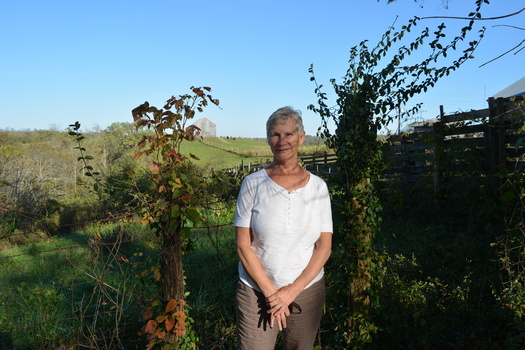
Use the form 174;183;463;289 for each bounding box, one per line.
309;2;486;347
496;97;525;338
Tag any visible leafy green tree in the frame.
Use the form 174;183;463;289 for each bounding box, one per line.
103;122;144;160
309;1;486;347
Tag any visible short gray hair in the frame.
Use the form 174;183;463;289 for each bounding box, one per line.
266;106;304;136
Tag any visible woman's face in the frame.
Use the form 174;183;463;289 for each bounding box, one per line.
268;119;305;162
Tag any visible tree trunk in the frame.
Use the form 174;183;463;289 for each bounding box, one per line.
161;225;184;302
347;178;372;336
159;222;187;343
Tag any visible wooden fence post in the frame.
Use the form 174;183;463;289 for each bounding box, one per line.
433;106;445;192
495;97;507;166
486;97;496;187
487;97;507;190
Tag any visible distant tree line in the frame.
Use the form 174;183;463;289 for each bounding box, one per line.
0;122;146;236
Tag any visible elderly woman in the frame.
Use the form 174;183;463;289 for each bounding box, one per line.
234;106;333;349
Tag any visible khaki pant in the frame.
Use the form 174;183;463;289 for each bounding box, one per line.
236;278;325;350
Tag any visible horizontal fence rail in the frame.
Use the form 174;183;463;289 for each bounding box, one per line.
222;152;338;176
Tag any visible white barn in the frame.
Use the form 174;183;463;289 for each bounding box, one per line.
192;117;216;138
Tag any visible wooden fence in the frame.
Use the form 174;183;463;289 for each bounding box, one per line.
384;96;525;191
224;152;338;176
300;153;338;174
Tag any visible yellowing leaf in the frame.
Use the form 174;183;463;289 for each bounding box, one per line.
174;310;187;321
156;330;166;339
165;318;175;331
144;319;157;333
165;299;179;313
148;163;160;174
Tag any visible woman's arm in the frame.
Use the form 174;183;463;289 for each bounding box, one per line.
235;226;278;298
267;231;332;315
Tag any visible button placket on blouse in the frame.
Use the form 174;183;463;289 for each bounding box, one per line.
287;192;293;231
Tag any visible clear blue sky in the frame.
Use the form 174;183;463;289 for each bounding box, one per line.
1;0;523;137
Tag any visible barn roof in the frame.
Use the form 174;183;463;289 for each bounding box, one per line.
493;76;525;98
193;117;216;125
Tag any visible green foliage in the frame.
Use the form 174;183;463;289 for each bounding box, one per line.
368;188;525;349
131;86;220;348
1;121;329;348
0;124;282;240
132;87;220;239
493;97;525;348
69;121;106;198
182;214;238;348
3;165;525;349
309;3;486;347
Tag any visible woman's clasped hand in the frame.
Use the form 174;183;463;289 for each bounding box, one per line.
265;286;298;330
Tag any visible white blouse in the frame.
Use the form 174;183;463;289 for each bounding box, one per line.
234;169;333;291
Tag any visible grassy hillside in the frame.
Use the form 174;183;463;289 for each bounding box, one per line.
202;137;267;151
180;138;271;170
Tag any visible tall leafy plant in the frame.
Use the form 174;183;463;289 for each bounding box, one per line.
496;97;525;345
131;86;219;348
309;2;486;347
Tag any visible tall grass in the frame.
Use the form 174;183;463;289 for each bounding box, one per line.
184;225;238;349
0;222;158;349
0;201;241;349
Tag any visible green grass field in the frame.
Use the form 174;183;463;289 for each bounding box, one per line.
201;137;268;151
180;139;254;169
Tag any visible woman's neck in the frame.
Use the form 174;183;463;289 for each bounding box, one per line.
267;159;302;174
265;161;309;193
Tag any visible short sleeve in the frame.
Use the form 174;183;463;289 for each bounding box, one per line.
319;182;333;233
234;177;254;228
